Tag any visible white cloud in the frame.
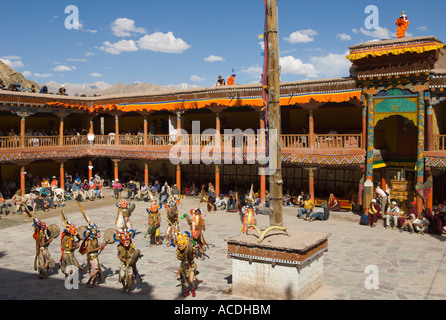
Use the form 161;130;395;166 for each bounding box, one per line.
111;18;146;37
279;56;318;78
359;27;394;39
99;39;139;55
52;65;76;72
190;74;205;82
23;70;53;78
85;52;95;57
138;32;191;53
66;58;88;62
77;21;98;34
310;51;351;78
0;56;24;69
417;26;428;32
33;73;54;78
241;65;263;78
336;33;352;41
284;29;318;44
90;72;103;77
204;55;225;62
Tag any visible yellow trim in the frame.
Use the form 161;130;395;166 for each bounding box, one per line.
347;43;445;62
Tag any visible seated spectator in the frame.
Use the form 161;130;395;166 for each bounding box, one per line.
413;213;430;235
216;194;227;211
297;194;314;219
401;213;416;234
367;198;382;228
187;182;199;196
296;190;305;207
328;193;341;211
227;191;237;212
138;182;148;201
385;201;400;230
171;184;180;199
305;203;330;222
92;181;102;199
54;190;65;207
264;190;270;207
39;86;48;94
127;180;137;200
12;189;27;215
113;179;122;199
0;191;10;216
283;190;291;206
254;192;260;206
81;179;93;201
424;207;445;236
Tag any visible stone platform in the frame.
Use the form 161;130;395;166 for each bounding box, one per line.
227;229;331;300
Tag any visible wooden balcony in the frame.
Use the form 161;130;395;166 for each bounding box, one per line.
0;133;366;164
434;135;446;151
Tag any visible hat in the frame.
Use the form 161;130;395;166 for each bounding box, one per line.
219;194;223;197
228;190;233;194
371;199;377;203
391;201;397;206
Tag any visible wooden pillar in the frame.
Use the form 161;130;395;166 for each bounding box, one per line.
88;160;93;181
426;167;433;212
416;92;426;213
143;116;148;146
113;160;119;181
260;112;266;204
426;101;433;151
362;100;367;150
176;112;182;192
381;175;387;193
20;165;26;195
215;113;221;196
60;162;65;190
309;109;314;149
20;116;26;148
144;162;149;187
115;114;120;145
266;0;283;226
309;168;315;203
59;117;64;146
89;117;94;134
364;94;375;208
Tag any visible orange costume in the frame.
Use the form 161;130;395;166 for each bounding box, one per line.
396;12;409;38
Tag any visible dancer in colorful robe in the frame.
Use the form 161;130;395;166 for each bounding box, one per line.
59;210;81;279
241;185;257;233
184;208;208;260
173;232;200;298
115;200;135;230
165;196;180;246
146;190;162;246
32;219;56;279
115;228;142;294
79;224;107;288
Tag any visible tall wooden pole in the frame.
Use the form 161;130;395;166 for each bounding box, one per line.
266;0;283;227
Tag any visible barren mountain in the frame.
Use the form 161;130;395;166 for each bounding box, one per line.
0;60;41;91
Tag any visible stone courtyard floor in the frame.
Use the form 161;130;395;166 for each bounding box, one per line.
0;188;445;301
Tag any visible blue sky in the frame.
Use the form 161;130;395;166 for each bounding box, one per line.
1;0;445;87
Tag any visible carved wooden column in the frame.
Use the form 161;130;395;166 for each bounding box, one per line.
114;114;120;146
309;109;314;149
59;161;65;190
145;162;149;187
416;92;426;213
112;159;120;181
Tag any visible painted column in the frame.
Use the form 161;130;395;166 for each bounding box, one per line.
59;116;64;146
364;94;375;208
89;117;94;134
309;168;315;203
20;165;26;195
309;109;314;149
20;116;26;148
60;162;65;190
176;112;182;192
88;160;93;181
144;162;149;187
215;113;221;196
260;112;266;204
416;92;426;213
362;99;367;150
143;116;148;146
113;160;119;182
426;100;433;151
115;114;120;145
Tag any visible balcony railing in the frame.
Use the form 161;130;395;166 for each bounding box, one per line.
0;133;364;150
434;135;446;151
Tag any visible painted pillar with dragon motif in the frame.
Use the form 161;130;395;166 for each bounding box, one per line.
364;94;375;208
416;91;425;213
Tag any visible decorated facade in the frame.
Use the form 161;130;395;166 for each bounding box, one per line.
1;35;445;212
